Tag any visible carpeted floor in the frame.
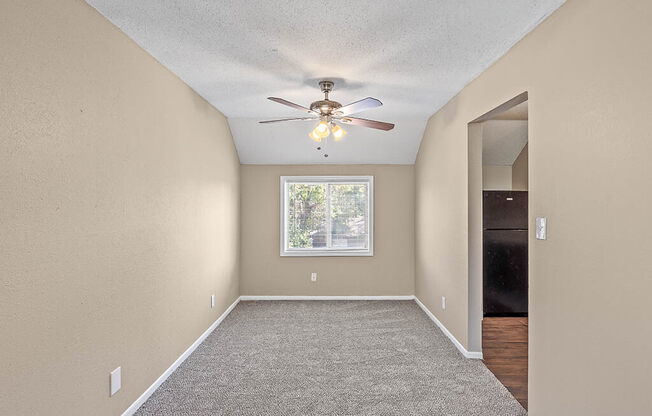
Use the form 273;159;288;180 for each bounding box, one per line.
135;301;527;415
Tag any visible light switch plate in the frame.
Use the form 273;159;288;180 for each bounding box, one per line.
442;296;446;310
211;294;215;308
110;367;121;396
536;217;547;240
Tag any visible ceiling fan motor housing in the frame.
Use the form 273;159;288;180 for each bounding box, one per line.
310;99;341;116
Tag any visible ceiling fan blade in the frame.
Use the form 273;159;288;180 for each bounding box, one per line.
337;116;394;131
334;97;382;116
259;117;318;124
267;97;314;114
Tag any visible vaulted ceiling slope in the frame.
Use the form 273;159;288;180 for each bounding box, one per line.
86;0;565;164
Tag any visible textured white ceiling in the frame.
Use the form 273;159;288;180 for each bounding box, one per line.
86;0;564;164
482;120;528;166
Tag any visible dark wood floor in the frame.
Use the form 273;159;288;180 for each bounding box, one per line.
482;317;528;410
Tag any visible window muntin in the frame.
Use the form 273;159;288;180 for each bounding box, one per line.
281;176;373;256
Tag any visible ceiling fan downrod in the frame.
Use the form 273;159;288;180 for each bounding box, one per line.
319;80;334;100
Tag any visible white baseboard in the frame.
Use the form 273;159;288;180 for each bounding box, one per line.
121;297;240;416
239;295;416;301
414;297;483;360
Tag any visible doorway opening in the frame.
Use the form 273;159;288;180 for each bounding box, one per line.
468;92;529;409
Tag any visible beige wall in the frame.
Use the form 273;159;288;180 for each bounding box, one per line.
0;1;240;415
241;165;414;296
415;0;652;414
512;143;528;190
482;165;512;190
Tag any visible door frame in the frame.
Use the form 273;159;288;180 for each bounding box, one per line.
467;91;529;354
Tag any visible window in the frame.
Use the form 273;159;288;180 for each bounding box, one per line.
280;176;373;256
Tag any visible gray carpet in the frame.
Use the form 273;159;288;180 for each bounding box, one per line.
135;301;526;415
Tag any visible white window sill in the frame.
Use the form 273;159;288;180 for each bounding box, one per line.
280;249;374;257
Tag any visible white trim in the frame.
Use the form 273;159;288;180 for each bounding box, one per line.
240;295;415;301
325;182;332;249
121;297;240;416
414;297;483;360
279;249;374;257
280;175;374;257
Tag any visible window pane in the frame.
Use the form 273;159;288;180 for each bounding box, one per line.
330;184;368;249
287;183;326;248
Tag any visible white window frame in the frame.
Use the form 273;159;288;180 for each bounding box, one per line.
280;176;374;257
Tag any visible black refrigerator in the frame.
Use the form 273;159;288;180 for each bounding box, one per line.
483;191;528;316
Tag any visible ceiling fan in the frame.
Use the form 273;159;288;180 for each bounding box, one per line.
260;80;394;155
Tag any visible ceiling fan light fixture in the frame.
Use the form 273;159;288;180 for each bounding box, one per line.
315;121;330;138
332;124;346;141
309;129;322;142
